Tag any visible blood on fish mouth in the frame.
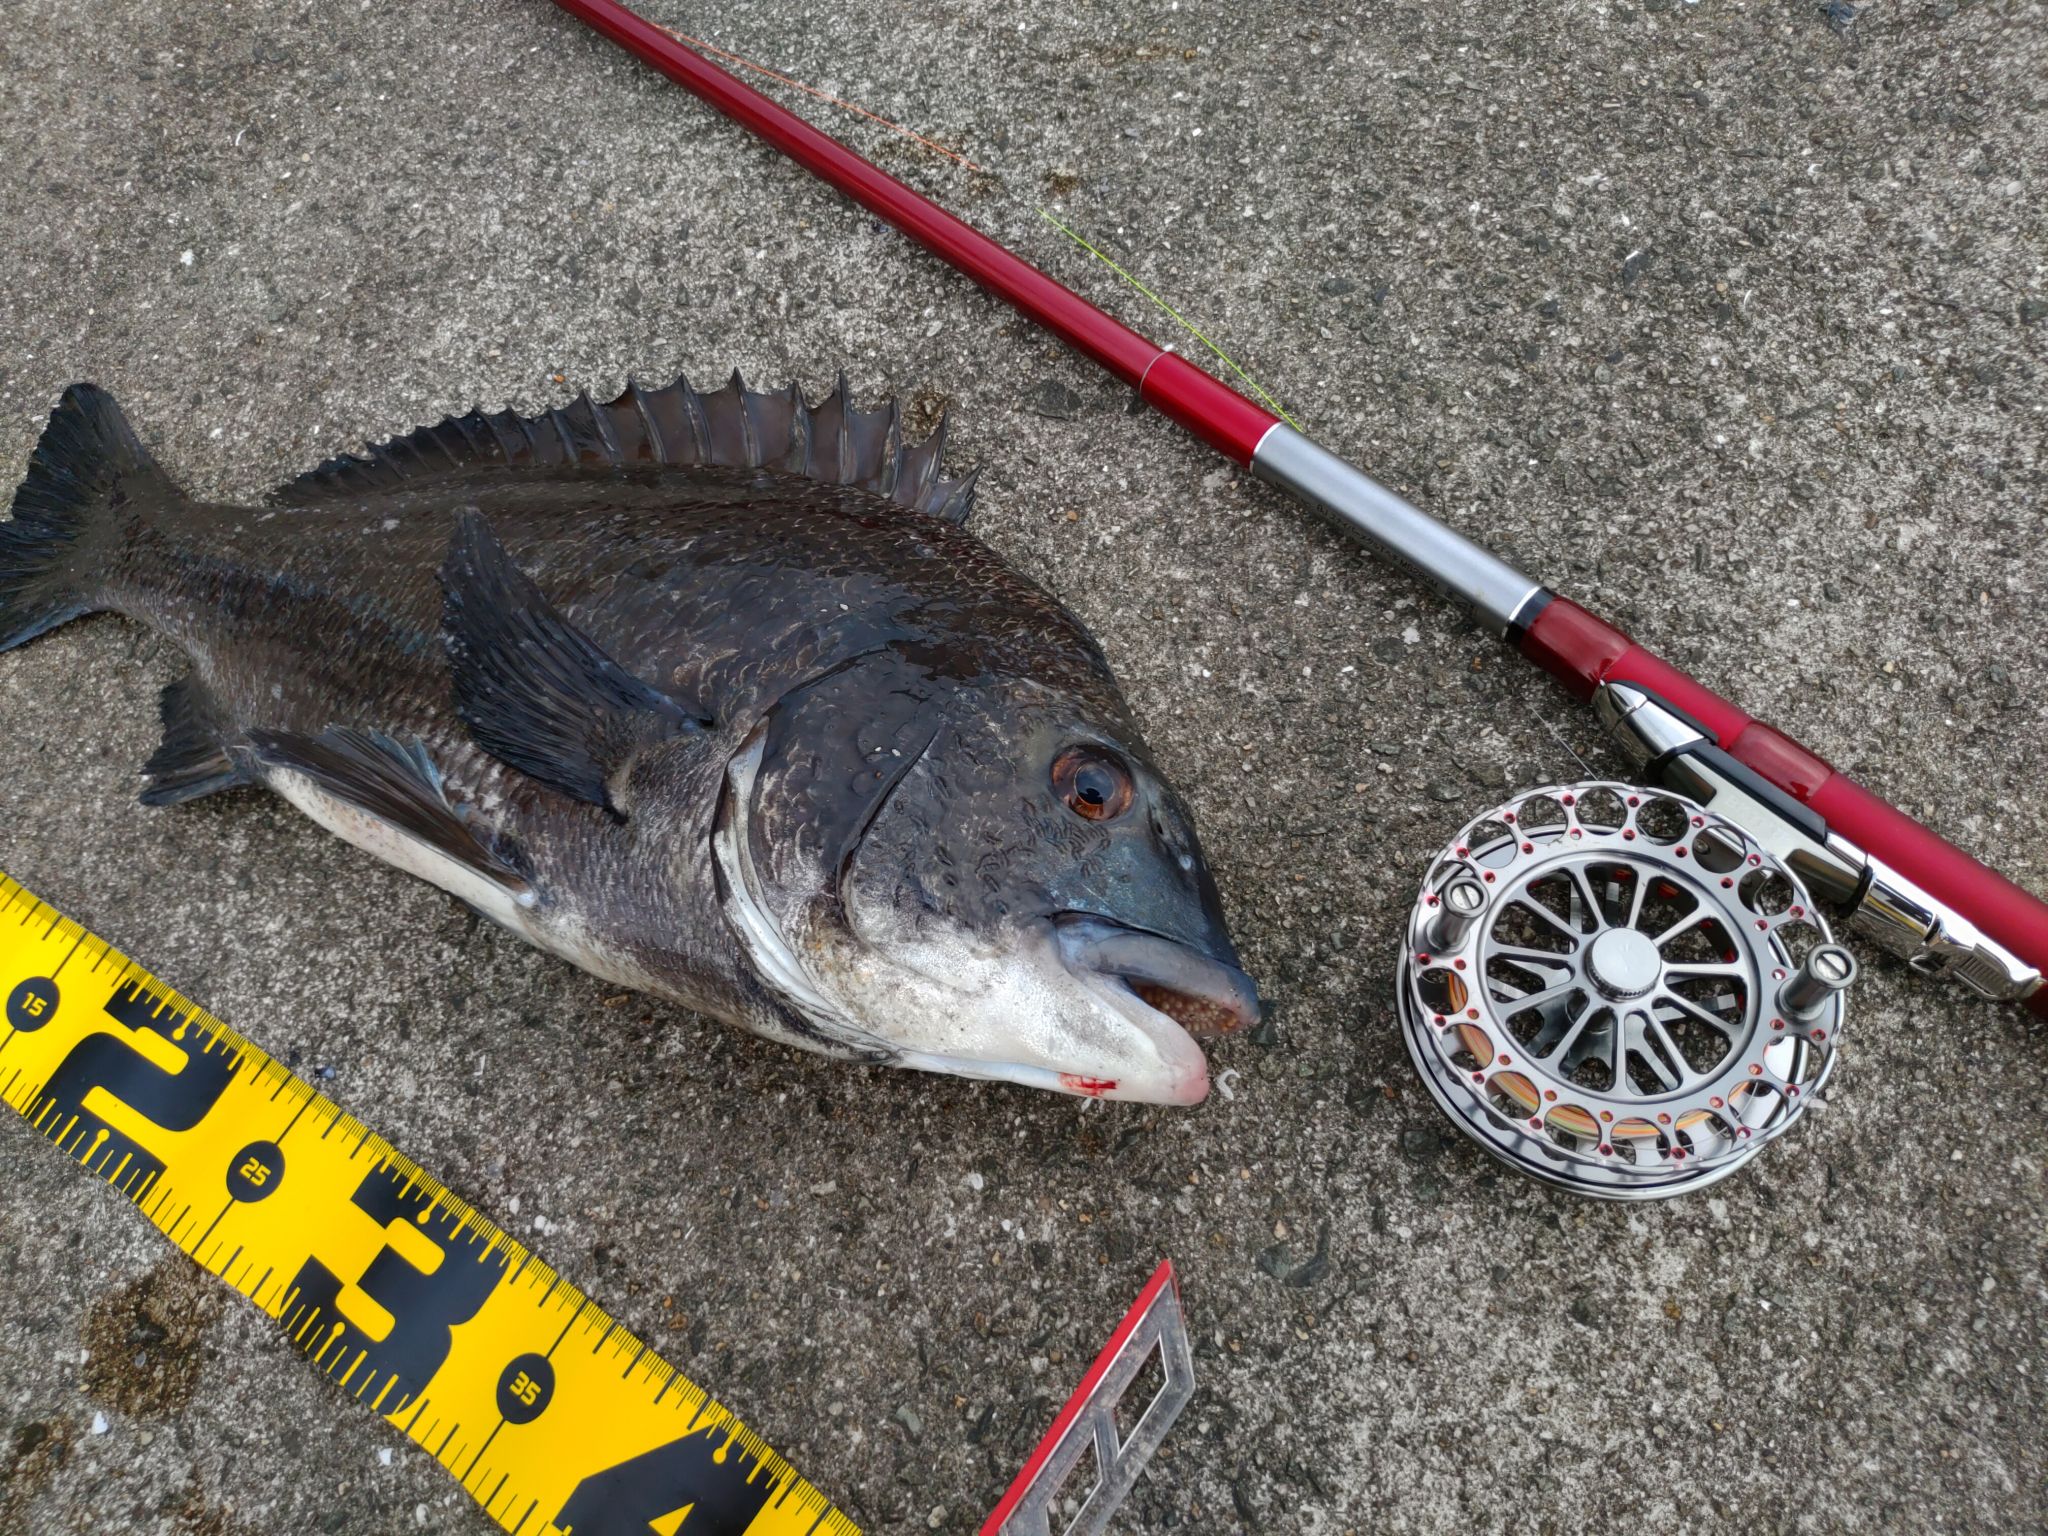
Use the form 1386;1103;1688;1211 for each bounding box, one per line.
1060;1074;1120;1096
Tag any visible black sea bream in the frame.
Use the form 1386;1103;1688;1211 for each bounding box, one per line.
0;378;1257;1103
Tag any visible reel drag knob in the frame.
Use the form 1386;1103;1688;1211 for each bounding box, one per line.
1395;782;1851;1200
1428;875;1489;952
1783;944;1858;1020
1585;928;1663;1002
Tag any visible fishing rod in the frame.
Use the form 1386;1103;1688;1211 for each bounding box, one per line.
548;0;2044;1015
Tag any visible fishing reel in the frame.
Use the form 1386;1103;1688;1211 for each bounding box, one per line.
1397;781;1857;1199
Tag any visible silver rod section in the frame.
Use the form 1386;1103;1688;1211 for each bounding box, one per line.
1250;423;1545;637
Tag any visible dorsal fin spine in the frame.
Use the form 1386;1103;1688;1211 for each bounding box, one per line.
487;410;526;463
880;401;903;496
833;373;854;484
939;466;977;526
628;382;666;463
731;371;759;465
268;371;976;524
586;393;623;463
453;413;497;465
913;413;949;503
678;378;711;462
430;421;465;470
545;407;575;463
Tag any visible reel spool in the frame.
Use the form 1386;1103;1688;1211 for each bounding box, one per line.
1397;783;1856;1200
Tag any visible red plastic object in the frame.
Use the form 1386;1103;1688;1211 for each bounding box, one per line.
981;1260;1181;1533
1523;597;2048;1008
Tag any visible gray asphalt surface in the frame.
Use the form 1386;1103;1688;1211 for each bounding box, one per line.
3;1;2045;1531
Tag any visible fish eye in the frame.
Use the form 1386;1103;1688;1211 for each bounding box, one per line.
1051;746;1134;822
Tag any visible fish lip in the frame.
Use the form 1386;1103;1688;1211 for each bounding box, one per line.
1051;912;1261;1038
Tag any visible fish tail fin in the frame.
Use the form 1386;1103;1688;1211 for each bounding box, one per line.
2;383;182;652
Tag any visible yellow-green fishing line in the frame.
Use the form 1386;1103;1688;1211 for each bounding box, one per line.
648;21;1299;433
1035;208;1303;432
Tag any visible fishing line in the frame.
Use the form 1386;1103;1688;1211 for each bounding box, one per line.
1033;208;1303;431
642;14;1303;430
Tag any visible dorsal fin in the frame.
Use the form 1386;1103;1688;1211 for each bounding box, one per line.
271;372;978;524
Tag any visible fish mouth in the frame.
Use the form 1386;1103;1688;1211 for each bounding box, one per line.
1053;912;1261;1041
887;914;1259;1108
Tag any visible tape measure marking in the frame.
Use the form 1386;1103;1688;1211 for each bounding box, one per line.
0;873;858;1536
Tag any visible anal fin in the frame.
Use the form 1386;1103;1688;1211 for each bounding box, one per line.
140;674;254;806
248;727;532;901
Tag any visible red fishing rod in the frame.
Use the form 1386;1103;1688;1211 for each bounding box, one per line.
549;0;2044;1013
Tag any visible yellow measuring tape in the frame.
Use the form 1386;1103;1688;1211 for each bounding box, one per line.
0;872;856;1535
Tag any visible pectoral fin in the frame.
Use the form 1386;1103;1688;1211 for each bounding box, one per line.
249;726;531;900
438;509;710;817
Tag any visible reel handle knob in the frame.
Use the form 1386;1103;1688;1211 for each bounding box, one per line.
1783;943;1858;1020
1428;875;1489;952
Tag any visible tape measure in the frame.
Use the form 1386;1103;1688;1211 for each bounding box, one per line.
0;872;856;1536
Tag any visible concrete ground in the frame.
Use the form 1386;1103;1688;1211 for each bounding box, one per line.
2;0;2044;1530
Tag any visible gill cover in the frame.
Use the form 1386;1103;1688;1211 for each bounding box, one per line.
711;651;949;1059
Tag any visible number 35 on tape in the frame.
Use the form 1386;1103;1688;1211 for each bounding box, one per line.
0;874;856;1536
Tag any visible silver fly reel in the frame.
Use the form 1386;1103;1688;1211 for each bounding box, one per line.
1397;782;1857;1199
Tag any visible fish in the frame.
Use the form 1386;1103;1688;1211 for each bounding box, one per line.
0;377;1259;1104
